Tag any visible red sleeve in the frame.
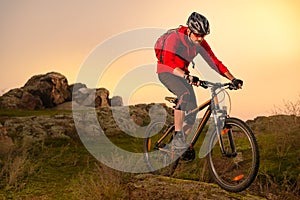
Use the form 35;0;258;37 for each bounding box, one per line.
200;39;229;76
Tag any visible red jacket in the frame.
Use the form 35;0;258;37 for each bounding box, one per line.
156;26;228;76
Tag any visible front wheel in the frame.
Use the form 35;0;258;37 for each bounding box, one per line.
206;117;260;192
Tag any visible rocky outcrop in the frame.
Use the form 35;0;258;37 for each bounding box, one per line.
1;114;76;142
72;86;110;108
110;96;123;107
0;88;44;110
0;72;71;110
0;103;173;142
0;72;123;110
25;72;71;106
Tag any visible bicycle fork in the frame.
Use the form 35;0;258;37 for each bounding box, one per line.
211;95;237;158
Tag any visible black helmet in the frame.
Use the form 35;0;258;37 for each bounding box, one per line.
187;12;210;35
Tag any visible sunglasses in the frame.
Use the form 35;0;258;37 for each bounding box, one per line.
192;32;205;38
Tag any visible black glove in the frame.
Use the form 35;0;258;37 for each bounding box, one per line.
232;78;243;89
184;74;208;88
184;74;199;85
199;80;208;89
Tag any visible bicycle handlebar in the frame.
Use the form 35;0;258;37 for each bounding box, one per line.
200;81;238;90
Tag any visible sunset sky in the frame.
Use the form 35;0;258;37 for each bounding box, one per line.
1;0;300;120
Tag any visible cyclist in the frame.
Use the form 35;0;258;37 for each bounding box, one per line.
155;12;243;149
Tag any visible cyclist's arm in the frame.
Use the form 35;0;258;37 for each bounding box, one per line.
173;67;185;78
174;67;236;82
224;71;235;81
199;39;229;77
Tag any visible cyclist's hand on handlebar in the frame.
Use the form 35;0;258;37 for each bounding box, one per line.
184;74;208;88
184;74;199;86
199;80;208;89
231;78;243;89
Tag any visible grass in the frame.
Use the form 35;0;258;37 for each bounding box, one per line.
0;109;299;199
248;115;300;198
0;136;97;199
0;109;72;117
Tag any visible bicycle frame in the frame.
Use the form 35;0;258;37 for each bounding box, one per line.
186;83;234;156
185;99;212;148
154;99;212;152
156;82;236;156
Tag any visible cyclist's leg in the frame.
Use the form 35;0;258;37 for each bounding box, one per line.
174;110;185;132
183;85;197;136
158;72;193;133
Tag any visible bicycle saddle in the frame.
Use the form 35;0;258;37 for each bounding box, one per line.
165;97;178;105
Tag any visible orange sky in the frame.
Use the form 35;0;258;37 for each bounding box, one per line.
1;0;300;120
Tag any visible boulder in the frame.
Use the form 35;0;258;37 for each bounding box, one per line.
110;96;123;107
96;88;110;107
0;72;71;110
24;72;71;107
72;87;110;108
0;88;44;110
0;72;123;110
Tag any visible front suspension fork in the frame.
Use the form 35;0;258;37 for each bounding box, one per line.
212;106;237;157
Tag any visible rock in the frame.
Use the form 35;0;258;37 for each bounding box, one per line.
24;72;71;107
110;96;123;107
96;88;110;107
72;87;96;107
0;72;71;110
0;88;43;110
21;91;44;110
0;103;172;143
0;72;123;110
69;83;87;97
72;87;111;108
3;114;76;142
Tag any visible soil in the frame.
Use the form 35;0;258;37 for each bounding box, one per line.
127;174;266;200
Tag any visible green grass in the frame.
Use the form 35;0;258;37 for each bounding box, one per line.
107;134;144;153
0;109;72;117
256;133;300;183
0;137;97;199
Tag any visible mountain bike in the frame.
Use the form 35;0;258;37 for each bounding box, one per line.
143;81;259;192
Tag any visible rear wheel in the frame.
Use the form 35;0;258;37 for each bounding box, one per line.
143;121;180;176
207;117;259;192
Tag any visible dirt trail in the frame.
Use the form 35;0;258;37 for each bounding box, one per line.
127;174;266;200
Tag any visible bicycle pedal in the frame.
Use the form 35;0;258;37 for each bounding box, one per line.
181;148;195;161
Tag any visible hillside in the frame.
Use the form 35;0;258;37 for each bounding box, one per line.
0;107;299;199
0;72;299;199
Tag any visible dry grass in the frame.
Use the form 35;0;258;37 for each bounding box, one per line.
70;163;129;200
252;96;300;199
0;138;36;190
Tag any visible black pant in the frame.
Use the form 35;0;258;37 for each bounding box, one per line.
158;72;197;125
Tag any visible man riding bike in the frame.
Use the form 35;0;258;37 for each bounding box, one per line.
155;12;243;149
